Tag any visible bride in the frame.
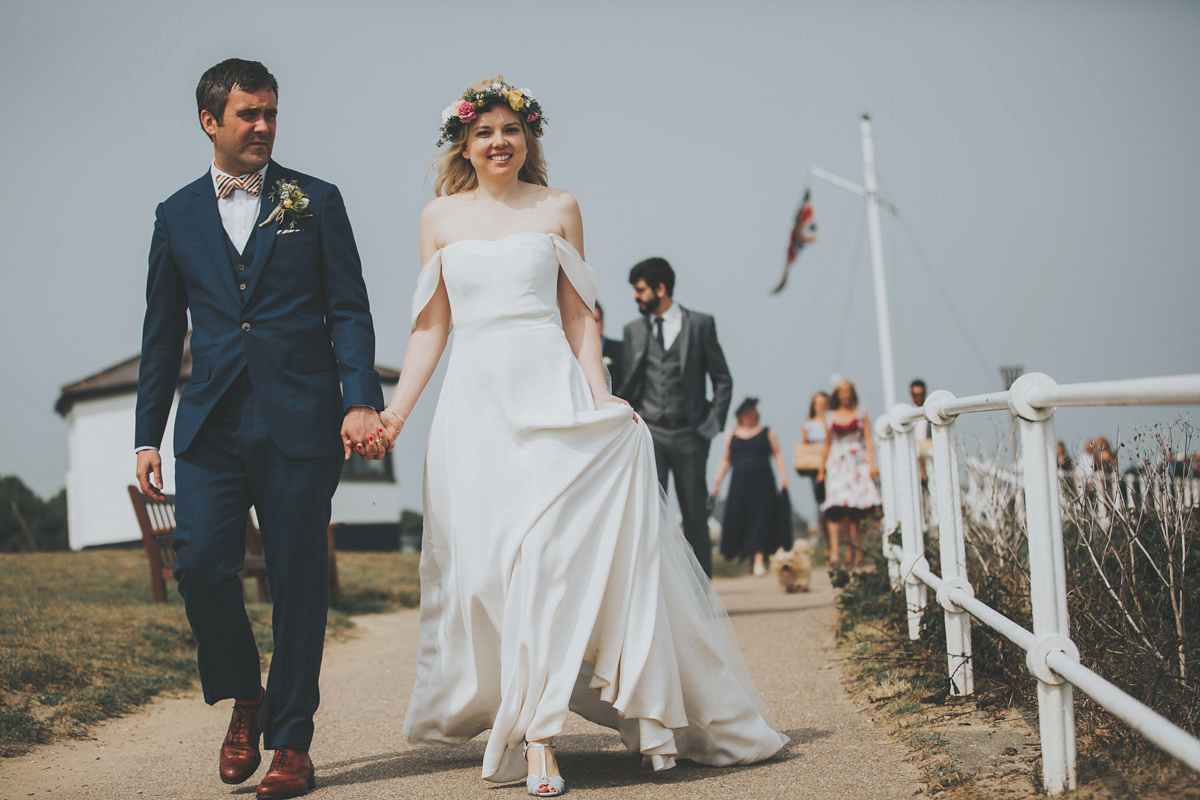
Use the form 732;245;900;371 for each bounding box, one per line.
379;76;786;797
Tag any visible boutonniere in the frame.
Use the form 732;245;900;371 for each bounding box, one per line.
259;179;312;231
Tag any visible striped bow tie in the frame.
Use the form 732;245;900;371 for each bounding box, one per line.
215;172;263;199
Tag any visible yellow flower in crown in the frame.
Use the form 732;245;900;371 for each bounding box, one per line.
504;89;525;111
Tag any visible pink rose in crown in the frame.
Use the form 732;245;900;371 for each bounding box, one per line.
457;101;477;122
526;111;540;123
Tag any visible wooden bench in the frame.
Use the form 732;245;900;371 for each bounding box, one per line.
127;485;341;605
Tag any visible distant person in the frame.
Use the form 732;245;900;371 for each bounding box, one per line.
1056;441;1074;474
1120;456;1149;509
133;58;386;799
619;257;733;577
909;378;930;487
909;379;930;442
1095;436;1117;473
592;300;623;391
1164;449;1189;480
800;390;831;553
817;379;882;569
1095;436;1119;500
1075;439;1096;486
711;397;790;577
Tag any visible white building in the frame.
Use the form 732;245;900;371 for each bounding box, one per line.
55;338;402;550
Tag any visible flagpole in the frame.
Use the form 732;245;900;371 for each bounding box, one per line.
808;114;898;411
861;114;898;411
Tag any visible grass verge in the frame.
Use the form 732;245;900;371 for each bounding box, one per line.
834;546;974;795
0;549;420;757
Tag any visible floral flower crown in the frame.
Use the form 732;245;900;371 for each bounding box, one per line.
437;81;546;147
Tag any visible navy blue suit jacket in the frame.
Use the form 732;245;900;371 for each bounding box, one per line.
135;161;383;459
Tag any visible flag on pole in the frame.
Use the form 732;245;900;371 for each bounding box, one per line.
770;185;818;294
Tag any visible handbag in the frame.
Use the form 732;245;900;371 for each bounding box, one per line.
794;443;824;476
777;487;794;551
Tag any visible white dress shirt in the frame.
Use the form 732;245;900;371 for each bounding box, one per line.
654;303;683;351
211;163;267;252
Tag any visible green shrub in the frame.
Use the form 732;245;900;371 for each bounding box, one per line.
0;476;68;552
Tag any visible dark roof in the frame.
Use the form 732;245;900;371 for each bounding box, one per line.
56;334;400;416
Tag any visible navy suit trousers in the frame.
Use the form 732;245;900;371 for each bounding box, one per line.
173;373;342;750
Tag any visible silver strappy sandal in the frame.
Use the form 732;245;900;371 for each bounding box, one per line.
524;742;565;797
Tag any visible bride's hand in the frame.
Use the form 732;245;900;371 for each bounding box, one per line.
592;390;627;406
380;408;406;451
593;392;639;422
379;422;400;451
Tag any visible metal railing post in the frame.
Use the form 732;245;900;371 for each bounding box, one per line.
926;390;974;697
890;403;928;640
1010;373;1078;794
875;415;902;589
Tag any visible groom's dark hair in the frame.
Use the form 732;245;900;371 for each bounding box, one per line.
629;257;676;298
196;58;279;137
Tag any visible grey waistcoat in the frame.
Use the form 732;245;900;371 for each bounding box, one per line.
639;334;687;422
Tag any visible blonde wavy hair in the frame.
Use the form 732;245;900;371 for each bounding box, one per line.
433;75;549;197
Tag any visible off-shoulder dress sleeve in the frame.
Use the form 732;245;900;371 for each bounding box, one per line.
550;234;598;311
411;249;448;332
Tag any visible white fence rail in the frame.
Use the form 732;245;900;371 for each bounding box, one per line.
874;372;1200;795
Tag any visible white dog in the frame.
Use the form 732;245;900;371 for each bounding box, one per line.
770;541;814;593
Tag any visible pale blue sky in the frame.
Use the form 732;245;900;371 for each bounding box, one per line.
2;0;1197;519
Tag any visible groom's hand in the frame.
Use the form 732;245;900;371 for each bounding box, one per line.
342;407;387;461
136;450;165;499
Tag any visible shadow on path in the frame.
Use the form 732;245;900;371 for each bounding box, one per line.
312;726;837;793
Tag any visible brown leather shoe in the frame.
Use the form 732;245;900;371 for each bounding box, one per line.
256;748;315;799
219;701;263;784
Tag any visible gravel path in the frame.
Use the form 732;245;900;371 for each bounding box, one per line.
2;568;925;799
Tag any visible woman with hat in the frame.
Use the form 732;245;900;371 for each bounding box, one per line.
711;397;790;576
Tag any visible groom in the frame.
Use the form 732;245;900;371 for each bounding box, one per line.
619;257;732;577
134;58;385;799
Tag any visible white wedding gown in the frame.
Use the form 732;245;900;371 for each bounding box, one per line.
402;232;787;783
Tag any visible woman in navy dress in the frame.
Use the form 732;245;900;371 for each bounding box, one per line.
712;398;789;575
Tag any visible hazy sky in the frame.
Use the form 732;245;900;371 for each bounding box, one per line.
2;0;1198;521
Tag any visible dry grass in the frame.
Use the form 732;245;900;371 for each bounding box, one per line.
833;551;974;793
834;543;1200;798
0;549;420;757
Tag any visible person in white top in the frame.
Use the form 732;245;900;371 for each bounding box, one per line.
801;390;831;555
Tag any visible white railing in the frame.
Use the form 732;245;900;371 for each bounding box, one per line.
874;372;1200;795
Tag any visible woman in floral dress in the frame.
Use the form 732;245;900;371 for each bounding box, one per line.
816;379;881;568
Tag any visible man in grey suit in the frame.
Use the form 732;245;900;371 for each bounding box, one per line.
619;257;732;576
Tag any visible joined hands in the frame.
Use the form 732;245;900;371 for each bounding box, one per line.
342;407;394;461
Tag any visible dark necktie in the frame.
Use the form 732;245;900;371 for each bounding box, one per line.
654;316;664;348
